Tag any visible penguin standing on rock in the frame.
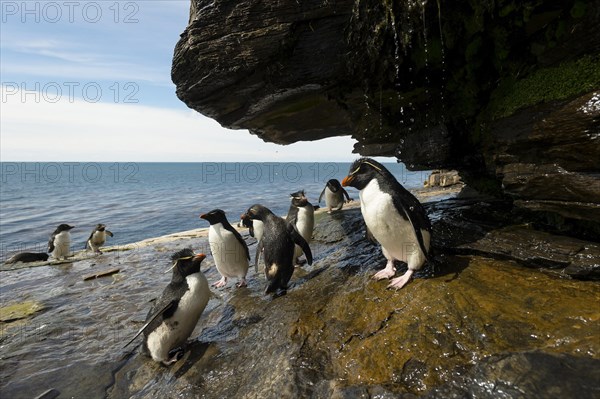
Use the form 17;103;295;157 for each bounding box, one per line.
319;179;353;213
200;209;250;288
286;190;314;266
239;213;264;273
124;249;209;365
85;224;113;253
243;204;312;297
48;224;74;260
342;158;431;290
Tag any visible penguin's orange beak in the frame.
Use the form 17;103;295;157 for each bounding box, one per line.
194;253;206;262
341;175;353;187
199;213;207;220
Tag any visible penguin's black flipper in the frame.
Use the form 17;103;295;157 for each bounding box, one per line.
85;231;94;250
318;187;326;204
123;299;178;348
106;230;114;237
391;187;432;261
47;235;55;253
223;223;251;261
342;187;352;201
288;224;312;265
254;240;263;273
233;228;250;261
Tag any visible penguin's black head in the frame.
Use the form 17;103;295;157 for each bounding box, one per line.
96;224;106;231
342;158;387;190
244;204;273;221
290;190;308;207
170;248;206;278
326;179;341;192
57;224;75;232
239;213;253;228
200;209;228;225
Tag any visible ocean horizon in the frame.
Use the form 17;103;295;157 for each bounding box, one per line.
0;162;430;260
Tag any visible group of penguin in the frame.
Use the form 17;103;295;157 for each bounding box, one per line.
4;223;114;264
128;158;433;365
6;157;433;366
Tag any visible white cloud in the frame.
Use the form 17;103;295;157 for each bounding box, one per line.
0;86;359;162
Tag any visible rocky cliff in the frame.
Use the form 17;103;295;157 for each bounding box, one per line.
172;0;600;235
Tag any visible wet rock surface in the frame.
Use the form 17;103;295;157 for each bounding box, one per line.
1;197;599;398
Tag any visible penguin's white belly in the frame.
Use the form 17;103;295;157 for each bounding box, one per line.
294;206;314;258
325;189;343;210
146;273;209;363
360;180;429;269
295;207;314;242
52;232;71;258
253;220;264;242
208;224;249;278
89;231;106;249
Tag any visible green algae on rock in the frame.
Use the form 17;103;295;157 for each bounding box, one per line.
0;301;46;323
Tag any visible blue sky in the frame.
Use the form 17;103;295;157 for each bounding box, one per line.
0;1;362;161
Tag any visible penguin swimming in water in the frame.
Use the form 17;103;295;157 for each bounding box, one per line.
4;252;49;264
286;190;314;266
318;179;353;213
200;209;250;288
85;224;113;253
124;249;209;365
48;224;74;260
342;158;431;290
239;213;264;273
243;204;313;296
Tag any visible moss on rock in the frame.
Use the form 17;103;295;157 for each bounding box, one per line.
488;54;600;120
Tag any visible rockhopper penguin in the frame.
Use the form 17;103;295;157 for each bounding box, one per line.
201;209;250;288
48;224;74;260
243;204;313;296
86;224;113;253
240;213;264;273
342;158;431;290
286;190;314;266
319;179;353;213
124;249;209;365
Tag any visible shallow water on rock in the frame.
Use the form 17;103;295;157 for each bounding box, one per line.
1;199;599;398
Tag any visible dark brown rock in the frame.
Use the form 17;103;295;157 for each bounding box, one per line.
488;91;600;224
172;0;356;143
172;1;600;234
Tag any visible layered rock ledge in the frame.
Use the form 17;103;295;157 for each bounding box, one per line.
172;0;600;234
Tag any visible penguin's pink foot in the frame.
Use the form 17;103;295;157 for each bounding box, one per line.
373;262;396;280
212;277;227;288
163;348;184;365
236;278;247;288
387;270;414;290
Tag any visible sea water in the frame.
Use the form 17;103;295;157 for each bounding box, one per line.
0;162;429;260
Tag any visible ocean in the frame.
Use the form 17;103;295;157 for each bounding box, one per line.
0;162;429;259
